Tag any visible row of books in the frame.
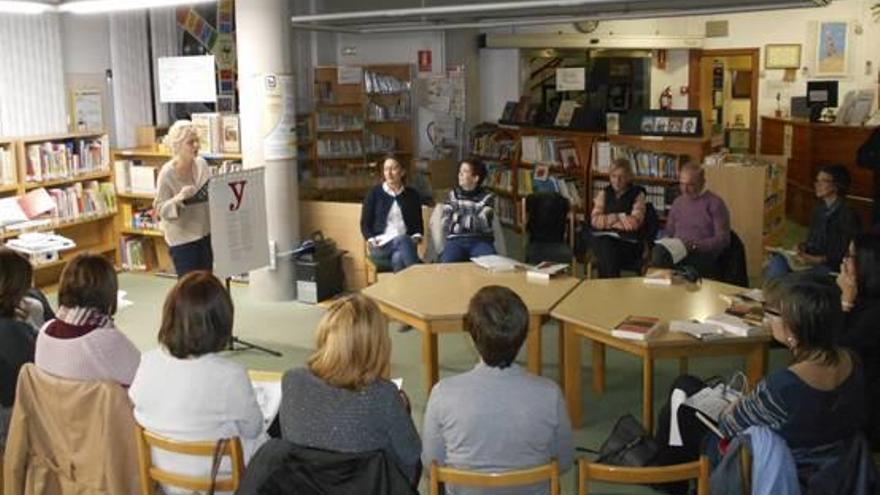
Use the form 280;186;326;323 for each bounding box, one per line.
520;136;577;168
593;141;683;179
303;174;375;190
316;112;363;131
364;71;409;94
114;160;158;195
1;146;14;185
121;204;159;231
495;196;517;226
0;182;115;230
366;100;409;122
119;237;155;271
591;180;677;213
24;136;110;183
365;132;396;154
317;139;363;158
471;129;516;160
191;112;240;155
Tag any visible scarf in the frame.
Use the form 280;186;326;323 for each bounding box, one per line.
44;306;113;339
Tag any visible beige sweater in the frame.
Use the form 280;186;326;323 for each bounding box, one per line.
154;157;211;247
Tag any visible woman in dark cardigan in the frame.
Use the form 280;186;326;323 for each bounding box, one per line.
360;154;423;272
837;232;880;451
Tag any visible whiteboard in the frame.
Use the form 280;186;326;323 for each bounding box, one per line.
158;55;218;103
209;168;270;279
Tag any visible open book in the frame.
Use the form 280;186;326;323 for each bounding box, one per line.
182;181;209;206
655;238;688;264
681;384;743;438
765;246;810;272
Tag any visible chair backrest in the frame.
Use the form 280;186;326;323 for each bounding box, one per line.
524;192;570;243
641;201;660;243
430;460;560;495
578;456;710;495
134;424;245;495
718;230;749;287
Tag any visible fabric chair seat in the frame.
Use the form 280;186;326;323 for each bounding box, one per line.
526;242;574;265
368;252;395;273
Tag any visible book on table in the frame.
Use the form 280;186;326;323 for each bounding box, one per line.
612;315;662;341
525;261;569;281
704;313;763;337
669;320;725;341
643;268;674;286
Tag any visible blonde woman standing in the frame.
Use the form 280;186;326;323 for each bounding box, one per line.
154;120;213;276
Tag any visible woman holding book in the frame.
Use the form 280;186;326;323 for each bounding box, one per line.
154;119;213;277
278;293;421;486
360;154;423;272
589;158;647;278
836;233;880;450
718;273;865;472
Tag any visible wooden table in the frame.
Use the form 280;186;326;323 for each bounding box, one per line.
551;278;771;431
361;263;580;392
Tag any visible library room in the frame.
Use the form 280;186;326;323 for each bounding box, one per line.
1;0;879;494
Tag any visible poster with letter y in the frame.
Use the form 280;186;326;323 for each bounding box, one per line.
209;168;269;279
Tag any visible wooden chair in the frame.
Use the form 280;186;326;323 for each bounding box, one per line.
134;424;245;495
577;456;710;495
430;459;560;495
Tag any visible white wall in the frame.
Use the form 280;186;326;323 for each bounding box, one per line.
60;14;111;74
334;31;445;73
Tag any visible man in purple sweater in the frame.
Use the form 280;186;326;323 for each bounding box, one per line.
649;163;731;278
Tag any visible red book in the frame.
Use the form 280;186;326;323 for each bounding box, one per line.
612;316;662;341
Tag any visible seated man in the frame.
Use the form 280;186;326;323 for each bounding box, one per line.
650;163;730;278
590;158;647;278
422;286;574;495
764;165;861;281
440;159;496;263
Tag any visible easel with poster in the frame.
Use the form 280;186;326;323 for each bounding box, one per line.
208;166;280;356
414;66;467;161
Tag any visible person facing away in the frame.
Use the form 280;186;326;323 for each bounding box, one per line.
835;233;880;451
154;119;213;277
279;293;421;486
440;158;496;263
422;286;574;495
0;248;37;449
719;273;865;477
35;253;140;386
765;164;862;281
129;271;266;495
360;154;424;272
590;158;647;278
650;162;730;278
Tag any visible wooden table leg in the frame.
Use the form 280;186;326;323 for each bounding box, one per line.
591;342;606;396
745;343;769;388
562;322;583;428
527;315;543;376
678;357;689;376
642;355;654;433
422;330;439;394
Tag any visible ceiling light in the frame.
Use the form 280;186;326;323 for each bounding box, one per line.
0;1;54;14
59;0;215;15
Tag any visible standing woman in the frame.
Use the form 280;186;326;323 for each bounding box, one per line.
155;120;213;277
360;154;423;272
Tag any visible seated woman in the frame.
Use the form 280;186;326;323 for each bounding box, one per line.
360;154;423;272
35;253;140;386
765;165;861;281
590;158;647;278
280;293;421;485
0;248;37;449
129;272;266;492
836;233;880;450
440;158;496;263
719;273;865;477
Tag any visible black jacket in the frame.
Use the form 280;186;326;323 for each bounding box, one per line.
360;185;423;240
237;439;418;495
839;299;880;451
0;318;36;408
804;200;862;270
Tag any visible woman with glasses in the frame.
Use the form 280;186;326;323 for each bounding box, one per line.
836;233;880;450
764;165;861;281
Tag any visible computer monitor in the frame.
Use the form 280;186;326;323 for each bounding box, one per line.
806;80;839;121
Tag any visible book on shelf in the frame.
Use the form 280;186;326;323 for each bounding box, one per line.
554;101;579;127
222;114;241;154
130;166;158;195
119;236;156;271
114;160;132;194
612;315;663;341
18;188;56;219
0;146;15;185
24;136;109;182
192;112;223;155
500;101;518;123
0;197;29;227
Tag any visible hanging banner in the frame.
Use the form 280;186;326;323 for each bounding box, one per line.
261;73;297;160
418;50;433;73
209;168;269;279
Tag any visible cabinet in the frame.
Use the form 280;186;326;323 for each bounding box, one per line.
0;132;115;288
303;65;414;201
112;147;241;275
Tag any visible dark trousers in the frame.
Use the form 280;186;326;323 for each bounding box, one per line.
650;244;721;279
169;235;213;277
592;236;644;278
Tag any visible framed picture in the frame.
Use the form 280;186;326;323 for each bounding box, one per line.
765;44;802;69
682;117;698;135
668;117;683;134
534;165;550;181
654;117;669;133
816;21;848;76
557;147;579;169
640;116;655;133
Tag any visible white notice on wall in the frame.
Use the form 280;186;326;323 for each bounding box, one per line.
262;74;297;161
337;66;363;85
556;68;586;92
157;55;218;103
209;168;270;279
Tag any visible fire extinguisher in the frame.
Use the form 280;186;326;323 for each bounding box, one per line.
659;86;673;110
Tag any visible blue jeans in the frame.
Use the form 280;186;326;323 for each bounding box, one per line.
370;235;420;272
764;253;831;282
441;237;496;263
169;235;213;277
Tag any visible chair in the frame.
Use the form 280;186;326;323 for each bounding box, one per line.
522;193;575;268
134;424;245;495
577;456;710;495
717;230;749;287
364;205;434;284
429;460;560;495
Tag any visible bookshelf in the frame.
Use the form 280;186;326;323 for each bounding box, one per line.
112;146;242;274
0;131;116;288
303;64;414;202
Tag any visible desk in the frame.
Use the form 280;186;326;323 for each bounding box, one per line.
551;278;771;431
361;263;580;392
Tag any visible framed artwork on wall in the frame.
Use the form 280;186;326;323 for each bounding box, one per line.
816;21;848;76
765;44;802;69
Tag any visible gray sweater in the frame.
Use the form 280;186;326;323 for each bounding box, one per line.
280;367;421;482
154;157;211;247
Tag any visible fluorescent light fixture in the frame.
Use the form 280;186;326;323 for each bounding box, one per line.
0;1;55;14
59;0;214;14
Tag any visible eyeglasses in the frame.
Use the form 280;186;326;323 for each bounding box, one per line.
763;306;782;318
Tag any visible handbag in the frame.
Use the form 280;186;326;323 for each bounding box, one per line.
597;414;660;467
